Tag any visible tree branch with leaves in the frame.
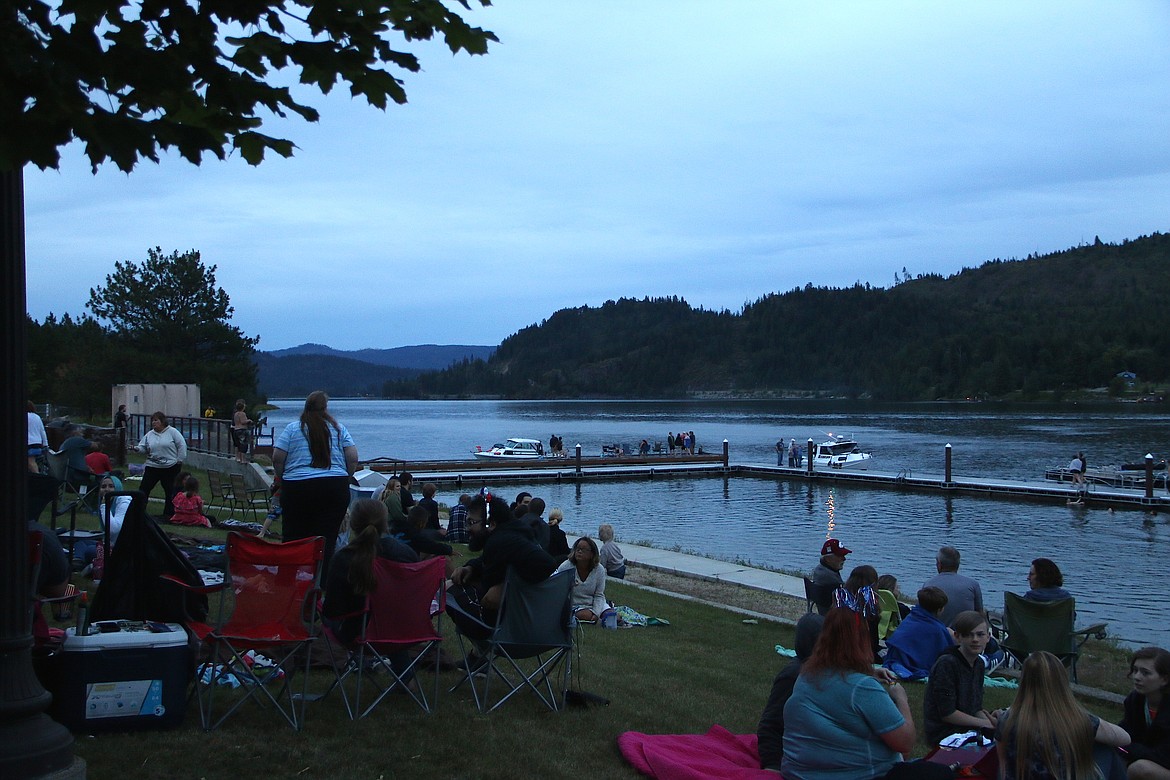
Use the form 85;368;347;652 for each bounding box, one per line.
2;0;497;172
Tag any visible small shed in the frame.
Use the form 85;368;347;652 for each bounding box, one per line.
112;383;202;420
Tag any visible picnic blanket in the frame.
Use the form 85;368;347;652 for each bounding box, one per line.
616;605;670;627
618;725;775;779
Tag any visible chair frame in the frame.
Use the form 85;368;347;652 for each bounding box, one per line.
999;592;1107;682
320;557;447;718
205;469;236;518
227;471;270;524
450;567;575;713
803;577;835;615
165;531;325;731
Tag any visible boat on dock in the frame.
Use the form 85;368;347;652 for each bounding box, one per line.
811;434;872;469
1044;461;1167;489
473;437;544;460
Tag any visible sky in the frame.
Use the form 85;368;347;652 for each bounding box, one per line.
23;1;1170;352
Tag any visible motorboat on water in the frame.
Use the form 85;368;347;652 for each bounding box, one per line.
1044;460;1167;489
472;437;545;460
811;434;872;469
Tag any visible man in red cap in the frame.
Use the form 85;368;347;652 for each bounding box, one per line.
811;538;852;587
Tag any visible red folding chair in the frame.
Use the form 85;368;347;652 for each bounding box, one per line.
322;557;447;718
165;531;324;731
29;530;82;651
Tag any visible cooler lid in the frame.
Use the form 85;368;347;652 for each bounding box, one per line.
64;623;187;651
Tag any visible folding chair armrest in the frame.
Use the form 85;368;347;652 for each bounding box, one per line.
301;587;323;625
159;573;224;595
1074;622;1108;641
38;591;83;606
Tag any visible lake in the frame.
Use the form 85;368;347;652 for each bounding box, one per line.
265;398;1170;648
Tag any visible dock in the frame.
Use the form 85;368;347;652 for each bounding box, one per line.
360;452;1170;511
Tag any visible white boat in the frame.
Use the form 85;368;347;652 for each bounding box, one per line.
472;437;545;460
811;434;872;469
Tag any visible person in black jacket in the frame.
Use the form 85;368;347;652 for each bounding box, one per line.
447;491;557;640
757;612;824;772
1120;646;1170;779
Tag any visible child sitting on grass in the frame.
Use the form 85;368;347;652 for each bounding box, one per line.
599;523;626;579
923;610;999;747
171;474;212;527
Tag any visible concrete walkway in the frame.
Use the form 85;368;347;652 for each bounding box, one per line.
561;527;808;601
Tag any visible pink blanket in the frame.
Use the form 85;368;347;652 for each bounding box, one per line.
617;725;780;779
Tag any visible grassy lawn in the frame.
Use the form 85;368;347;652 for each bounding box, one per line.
36;459;1128;779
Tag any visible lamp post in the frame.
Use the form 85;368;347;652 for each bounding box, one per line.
0;170;82;777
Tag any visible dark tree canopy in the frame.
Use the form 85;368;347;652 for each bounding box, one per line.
86;247;259;409
1;0;496;172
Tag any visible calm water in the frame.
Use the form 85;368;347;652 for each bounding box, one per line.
267;399;1170;647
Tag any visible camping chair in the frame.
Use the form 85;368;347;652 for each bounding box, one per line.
877;589;903;640
165;532;325;730
320;557;447;718
206;469;236;518
450;567;575;713
28;530;83;652
803;577;835;615
228;472;269;523
1000;592;1107;683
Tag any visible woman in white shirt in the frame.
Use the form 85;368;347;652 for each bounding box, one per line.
133;411;187;518
556;536;608;622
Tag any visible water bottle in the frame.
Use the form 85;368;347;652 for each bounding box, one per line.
75;592;90;636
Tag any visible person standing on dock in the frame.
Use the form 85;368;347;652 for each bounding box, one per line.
811;538;851;587
776;438;785;466
788;439;798;467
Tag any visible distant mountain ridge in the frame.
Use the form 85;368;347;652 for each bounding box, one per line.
256;343;494;397
265;343;495;370
385;232;1170;400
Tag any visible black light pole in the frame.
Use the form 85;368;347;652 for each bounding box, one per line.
0;168;82;777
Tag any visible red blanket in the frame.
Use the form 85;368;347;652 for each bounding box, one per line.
618;725;780;779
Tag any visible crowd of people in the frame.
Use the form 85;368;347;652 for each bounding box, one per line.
776;437;806;467
27;393;1168;778
757;537;1170;779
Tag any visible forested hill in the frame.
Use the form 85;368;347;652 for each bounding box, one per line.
387;233;1170;400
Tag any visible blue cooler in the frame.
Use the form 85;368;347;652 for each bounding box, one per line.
45;622;192;732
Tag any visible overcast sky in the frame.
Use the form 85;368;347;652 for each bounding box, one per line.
23;1;1170;351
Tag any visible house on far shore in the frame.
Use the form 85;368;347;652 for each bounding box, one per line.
1116;371;1138;388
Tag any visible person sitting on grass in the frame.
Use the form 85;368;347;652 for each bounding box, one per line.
418;481;442;535
547;507;570;561
757;611;825;772
380;478;407;528
393;505;456;577
781;607;953;780
923;610;999;747
322;499;418;667
556;536;608;623
170;474;212;527
72;474;131;572
599;523;626;579
883;586;955;680
445;493;471;544
1119;646;1170;779
996;650;1130;780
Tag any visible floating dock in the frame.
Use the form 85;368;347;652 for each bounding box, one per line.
362;453;1170;511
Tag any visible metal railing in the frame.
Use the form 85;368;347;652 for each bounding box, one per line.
128;414;273;457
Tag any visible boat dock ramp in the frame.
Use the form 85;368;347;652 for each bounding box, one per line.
362;450;1170;512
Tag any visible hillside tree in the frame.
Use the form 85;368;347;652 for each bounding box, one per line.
87;247;258;410
1;2;497;776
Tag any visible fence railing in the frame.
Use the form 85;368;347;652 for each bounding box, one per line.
127;414;274;457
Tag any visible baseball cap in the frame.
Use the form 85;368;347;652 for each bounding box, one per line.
820;538;852;557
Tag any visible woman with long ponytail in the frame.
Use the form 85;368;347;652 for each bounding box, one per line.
322;499;417;646
272;391;358;578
